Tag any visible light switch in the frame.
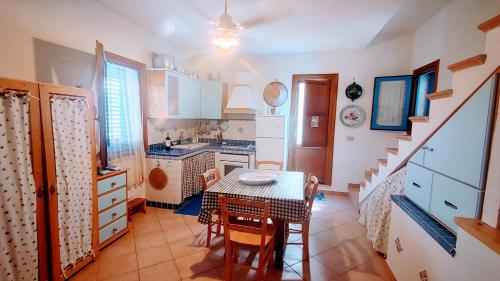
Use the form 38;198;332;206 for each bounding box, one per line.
346;136;354;141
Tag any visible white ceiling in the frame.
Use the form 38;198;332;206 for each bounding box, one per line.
97;0;451;55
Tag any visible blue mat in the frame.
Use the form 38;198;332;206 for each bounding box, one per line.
315;193;326;201
174;192;203;216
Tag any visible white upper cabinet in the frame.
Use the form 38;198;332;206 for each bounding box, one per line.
201;81;227;119
420;76;496;188
147;69;229;119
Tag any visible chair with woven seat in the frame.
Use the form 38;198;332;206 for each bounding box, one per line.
285;173;319;260
219;195;275;281
255;160;283;171
201;168;222;247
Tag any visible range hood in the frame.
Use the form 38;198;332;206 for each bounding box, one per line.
223;72;256;115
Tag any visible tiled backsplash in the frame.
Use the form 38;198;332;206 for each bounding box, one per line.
147;119;256;145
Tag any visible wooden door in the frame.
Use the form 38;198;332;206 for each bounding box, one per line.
0;77;49;281
290;75;338;184
39;83;98;280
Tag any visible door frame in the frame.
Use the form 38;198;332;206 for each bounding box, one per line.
288;74;338;185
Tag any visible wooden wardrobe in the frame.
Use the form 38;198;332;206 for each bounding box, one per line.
0;77;98;281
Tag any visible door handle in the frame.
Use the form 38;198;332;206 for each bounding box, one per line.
412;182;421;188
444;200;458;210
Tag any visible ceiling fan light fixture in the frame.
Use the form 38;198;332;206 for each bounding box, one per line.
211;0;242;50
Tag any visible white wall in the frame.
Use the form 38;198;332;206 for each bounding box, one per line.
411;0;500;91
0;0;184;81
0;0;186;199
187;35;413;191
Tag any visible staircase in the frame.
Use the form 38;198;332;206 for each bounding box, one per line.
359;14;500;203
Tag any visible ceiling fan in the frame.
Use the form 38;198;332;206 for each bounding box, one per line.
188;0;293;50
210;0;243;50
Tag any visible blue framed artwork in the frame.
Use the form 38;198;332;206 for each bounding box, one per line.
371;75;413;131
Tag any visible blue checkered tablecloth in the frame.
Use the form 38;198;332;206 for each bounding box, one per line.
198;168;308;224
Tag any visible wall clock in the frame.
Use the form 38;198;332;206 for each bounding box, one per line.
345;80;363;101
340;105;366;128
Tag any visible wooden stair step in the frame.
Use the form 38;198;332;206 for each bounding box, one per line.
396;134;412;141
365;169;372;182
448;54;487;73
386;147;398;155
378;159;388;166
478;14;500;33
427;89;453;100
409;116;429;122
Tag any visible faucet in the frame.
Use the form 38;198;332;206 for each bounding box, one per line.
178;131;184;145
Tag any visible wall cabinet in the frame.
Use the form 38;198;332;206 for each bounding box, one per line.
406;75;497;232
147;69;227;120
201;81;227;119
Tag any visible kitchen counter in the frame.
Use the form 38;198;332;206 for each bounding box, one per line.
146;142;255;160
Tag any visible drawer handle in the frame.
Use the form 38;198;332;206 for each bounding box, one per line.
111;182;117;187
412;182;421;188
112;212;117;218
111;198;117;203
112;228;118;233
444;200;458;210
422;146;434;152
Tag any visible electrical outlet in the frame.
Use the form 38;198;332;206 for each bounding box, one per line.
346;136;354;141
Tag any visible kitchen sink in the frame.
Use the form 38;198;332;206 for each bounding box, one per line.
174;143;210;150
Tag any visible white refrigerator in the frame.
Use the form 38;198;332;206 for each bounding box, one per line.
256;115;286;170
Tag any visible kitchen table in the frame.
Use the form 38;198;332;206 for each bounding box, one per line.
198;168;308;269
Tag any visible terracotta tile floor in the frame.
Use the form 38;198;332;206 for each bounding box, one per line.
70;191;395;281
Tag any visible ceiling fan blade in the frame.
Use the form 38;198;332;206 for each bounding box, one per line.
241;9;294;29
184;0;211;21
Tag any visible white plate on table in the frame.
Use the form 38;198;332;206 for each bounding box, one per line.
239;172;278;185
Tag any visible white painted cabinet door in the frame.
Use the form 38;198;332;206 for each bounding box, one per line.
256;138;284;162
201;82;223;119
423;76;495;188
256;116;285;138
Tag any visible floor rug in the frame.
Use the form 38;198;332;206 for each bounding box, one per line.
174;192;203;216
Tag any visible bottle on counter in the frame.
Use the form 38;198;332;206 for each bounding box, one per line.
165;133;171;150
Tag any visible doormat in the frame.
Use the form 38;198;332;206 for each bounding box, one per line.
315;193;326;201
174;193;203;216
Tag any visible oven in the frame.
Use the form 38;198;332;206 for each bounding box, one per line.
215;152;250;177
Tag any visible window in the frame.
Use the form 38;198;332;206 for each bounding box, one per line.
97;48;147;167
104;61;140;154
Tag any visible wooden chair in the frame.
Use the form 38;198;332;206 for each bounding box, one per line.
255;160;283;171
285;173;319;260
219;196;275;281
201;168;222;247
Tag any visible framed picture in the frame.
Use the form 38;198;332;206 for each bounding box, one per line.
371;75;413;131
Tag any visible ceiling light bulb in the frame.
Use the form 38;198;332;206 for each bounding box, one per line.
213;34;239;50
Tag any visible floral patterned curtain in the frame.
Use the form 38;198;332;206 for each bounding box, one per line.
0;92;38;281
51;97;94;272
359;166;407;254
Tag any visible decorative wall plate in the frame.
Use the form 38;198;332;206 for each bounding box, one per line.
345;81;363;101
339;105;366;128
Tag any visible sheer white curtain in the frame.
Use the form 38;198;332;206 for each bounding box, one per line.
0;92;38;281
104;61;144;189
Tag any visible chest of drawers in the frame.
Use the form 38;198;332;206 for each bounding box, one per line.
96;170;129;249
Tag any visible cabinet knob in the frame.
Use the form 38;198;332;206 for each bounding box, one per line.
37;187;45;198
111;182;117;187
111;198;117;203
112;228;118;233
50;185;56;194
112;212;117;217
